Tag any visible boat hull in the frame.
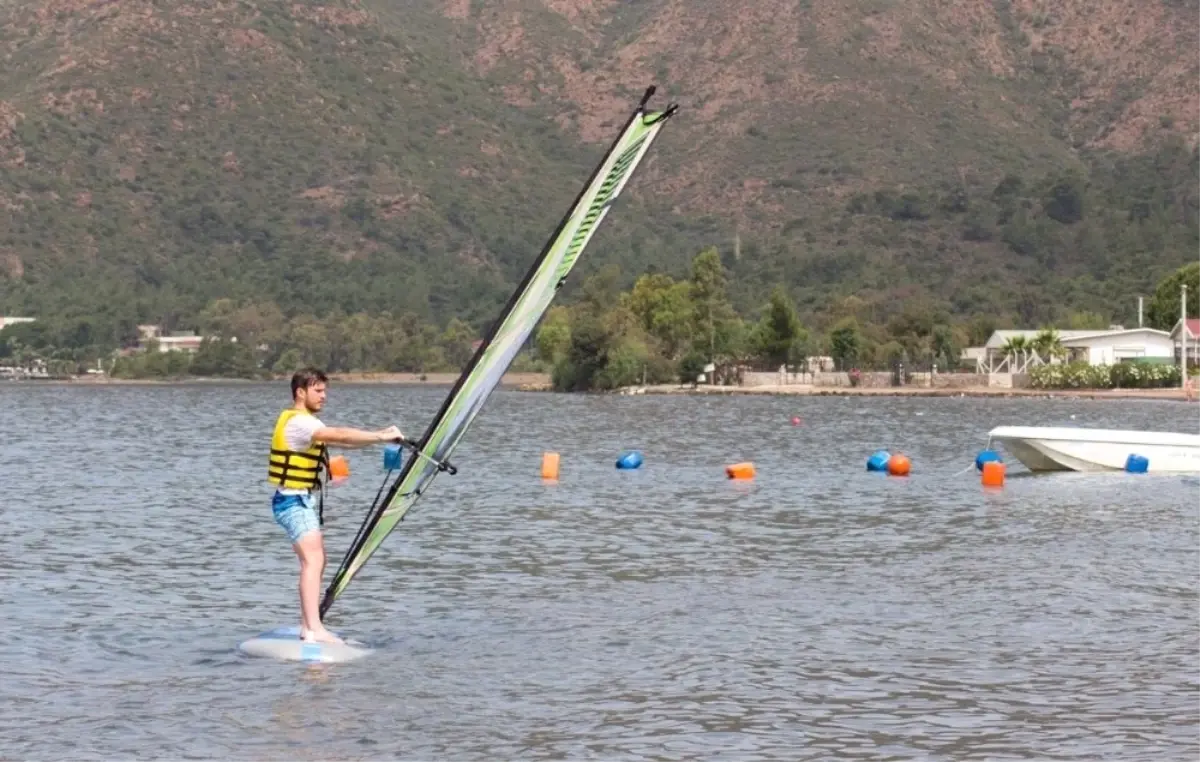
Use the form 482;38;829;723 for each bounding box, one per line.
987;426;1200;473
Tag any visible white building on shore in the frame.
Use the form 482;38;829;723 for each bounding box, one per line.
970;327;1175;373
136;324;224;354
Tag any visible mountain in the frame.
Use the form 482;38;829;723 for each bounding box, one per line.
1;0;1196;340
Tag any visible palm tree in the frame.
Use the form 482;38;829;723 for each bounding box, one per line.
1032;328;1066;363
1000;335;1030;372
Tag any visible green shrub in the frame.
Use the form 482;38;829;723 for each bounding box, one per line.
1030;361;1181;389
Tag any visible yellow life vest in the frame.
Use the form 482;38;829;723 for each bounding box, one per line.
267;409;328;491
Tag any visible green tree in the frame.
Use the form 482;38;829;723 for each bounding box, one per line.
623;273;694;358
439;317;476;370
1063;311;1109;330
966;315;998;346
1031;328;1066;361
229;301;286;353
931;324;960;370
992;172;1025;223
887;302;942;342
1001;335;1030;364
286;317;333;369
191;338;259;377
1146;262;1199;330
1042;170;1086;224
198;298;239;338
535;305;572;366
553;311;608;392
333;312;382;371
389;318;444;372
690;247;727;356
594;333;652;390
272;347;302;374
875;340;906;369
677;350;707;384
751;286;807;367
579;263;624;314
828;317;863;370
548;275;676;391
689;247;740;361
961;202;999;241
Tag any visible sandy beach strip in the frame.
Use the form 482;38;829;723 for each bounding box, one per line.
611;383;1197;402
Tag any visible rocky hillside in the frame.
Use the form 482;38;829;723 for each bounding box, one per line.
1;0;1196;335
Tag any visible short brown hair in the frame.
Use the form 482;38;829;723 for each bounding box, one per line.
291;367;328;399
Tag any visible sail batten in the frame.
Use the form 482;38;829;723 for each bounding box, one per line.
319;87;677;619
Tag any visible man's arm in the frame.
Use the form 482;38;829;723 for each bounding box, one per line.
312;424;403;448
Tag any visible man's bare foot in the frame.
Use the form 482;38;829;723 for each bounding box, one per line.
299;627;345;645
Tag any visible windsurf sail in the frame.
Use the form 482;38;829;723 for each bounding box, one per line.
320;86;678;618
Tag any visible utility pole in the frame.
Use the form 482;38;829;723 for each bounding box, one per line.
1182;283;1188;389
1137;296;1143;328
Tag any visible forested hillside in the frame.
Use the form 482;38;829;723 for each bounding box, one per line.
0;0;1196;376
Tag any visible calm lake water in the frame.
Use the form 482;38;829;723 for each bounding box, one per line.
1;383;1197;761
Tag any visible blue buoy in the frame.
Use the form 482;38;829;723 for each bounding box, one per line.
383;443;404;471
866;450;891;472
975;449;1002;471
1125;453;1149;473
615;450;644;470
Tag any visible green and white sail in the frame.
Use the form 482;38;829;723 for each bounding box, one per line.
320;87;678;618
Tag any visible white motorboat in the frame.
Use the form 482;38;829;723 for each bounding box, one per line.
986;426;1200;473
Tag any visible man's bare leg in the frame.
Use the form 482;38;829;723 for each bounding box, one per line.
294;531;343;644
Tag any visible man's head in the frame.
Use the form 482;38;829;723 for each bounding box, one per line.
291;367;328;413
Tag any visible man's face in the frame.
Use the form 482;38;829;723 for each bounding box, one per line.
298;381;327;413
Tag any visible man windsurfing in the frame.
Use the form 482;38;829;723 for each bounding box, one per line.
268;367;402;644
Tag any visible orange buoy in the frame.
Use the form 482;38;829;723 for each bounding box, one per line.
726;462;756;480
886;454;911;476
541;451;560;481
328;454;350;485
981;460;1005;487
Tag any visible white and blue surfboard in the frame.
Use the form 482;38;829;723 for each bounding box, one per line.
237;626;372;663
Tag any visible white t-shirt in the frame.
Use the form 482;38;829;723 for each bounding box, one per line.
276;412;325;495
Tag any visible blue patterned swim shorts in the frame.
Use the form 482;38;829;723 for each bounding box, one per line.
272;491;320;544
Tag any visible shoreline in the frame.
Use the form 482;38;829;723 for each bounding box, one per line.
610;383;1198;402
5;374;1195;402
3;371;552;388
